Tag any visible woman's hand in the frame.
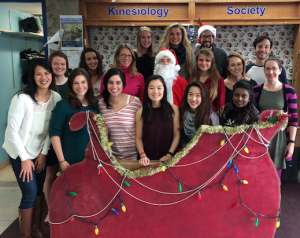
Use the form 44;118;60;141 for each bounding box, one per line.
284;142;295;159
20;159;35;182
60;161;70;171
139;156;150;167
35;154;46;173
159;154;172;162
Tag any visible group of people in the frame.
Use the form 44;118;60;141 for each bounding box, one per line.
2;22;297;238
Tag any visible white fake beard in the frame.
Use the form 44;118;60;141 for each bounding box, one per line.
153;64;178;104
153;64;178;88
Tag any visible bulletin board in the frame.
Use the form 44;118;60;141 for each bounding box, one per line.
79;0;300;145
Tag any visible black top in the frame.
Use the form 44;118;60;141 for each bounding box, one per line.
142;107;173;160
218;102;260;127
225;79;257;103
135;51;155;82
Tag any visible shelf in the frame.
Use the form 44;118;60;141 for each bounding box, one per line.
0;29;43;39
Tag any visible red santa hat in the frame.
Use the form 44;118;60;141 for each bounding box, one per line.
195;23;216;47
155;48;181;71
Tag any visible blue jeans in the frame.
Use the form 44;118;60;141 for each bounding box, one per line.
10;157;47;209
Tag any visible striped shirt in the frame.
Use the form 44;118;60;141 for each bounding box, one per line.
253;83;298;161
99;97;142;160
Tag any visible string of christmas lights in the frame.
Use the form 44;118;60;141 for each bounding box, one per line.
87;122;254;195
49;112;283;234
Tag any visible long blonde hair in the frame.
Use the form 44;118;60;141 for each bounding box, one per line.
191;48;220;101
113;43;138;78
136;26;155;58
226;52;246;80
157;23;193;76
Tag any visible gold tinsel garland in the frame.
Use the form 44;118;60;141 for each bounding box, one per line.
93;111;287;179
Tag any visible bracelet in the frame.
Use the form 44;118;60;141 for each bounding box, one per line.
59;160;66;163
289;140;296;144
167;151;174;157
140;152;145;156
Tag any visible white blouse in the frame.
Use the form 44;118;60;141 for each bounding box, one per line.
2;90;61;161
25;92;55;159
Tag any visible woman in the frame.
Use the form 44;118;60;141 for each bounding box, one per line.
44;51;69;225
99;68;142;160
157;23;194;80
79;48;104;98
218;80;260;127
2;59;61;238
180;81;219;149
253;57;298;181
50;68;99;171
99;43;144;98
48;51;69;98
135;26;155;81
224;52;257;103
136;75;180;166
189;48;225;111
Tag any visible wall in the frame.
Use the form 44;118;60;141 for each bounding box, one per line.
0;6;44;164
45;0;79;36
89;25;295;80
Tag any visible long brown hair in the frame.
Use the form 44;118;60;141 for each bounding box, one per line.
79;48;103;79
226;52;246;79
180;81;213;129
67;68;96;109
157;23;193;76
191;48;220;101
136;26;155;58
19;59;58;102
113;43;138;78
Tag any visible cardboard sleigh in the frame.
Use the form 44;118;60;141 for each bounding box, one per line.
49;110;286;238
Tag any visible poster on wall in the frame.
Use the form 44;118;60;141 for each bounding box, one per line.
89;25;294;80
60;15;83;50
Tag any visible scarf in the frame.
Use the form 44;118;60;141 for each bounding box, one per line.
170;44;186;65
183;110;196;140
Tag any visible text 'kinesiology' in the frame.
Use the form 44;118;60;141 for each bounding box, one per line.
108;7;169;18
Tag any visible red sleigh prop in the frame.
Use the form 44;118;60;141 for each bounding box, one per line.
49;110;287;238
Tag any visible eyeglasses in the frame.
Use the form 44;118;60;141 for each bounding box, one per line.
119;54;132;59
201;35;213;39
265;67;279;71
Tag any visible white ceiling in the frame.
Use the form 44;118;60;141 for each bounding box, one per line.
0;2;42;15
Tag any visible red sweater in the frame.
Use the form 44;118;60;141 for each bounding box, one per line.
99;66;144;99
187;76;225;111
140;75;188;108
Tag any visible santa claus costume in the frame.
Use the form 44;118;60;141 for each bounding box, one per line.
141;48;188;108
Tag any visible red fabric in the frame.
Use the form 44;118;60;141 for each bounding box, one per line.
157;47;179;66
50;110;283;238
200;23;210;27
99;66;144;99
140;75;188;108
187;76;225;111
